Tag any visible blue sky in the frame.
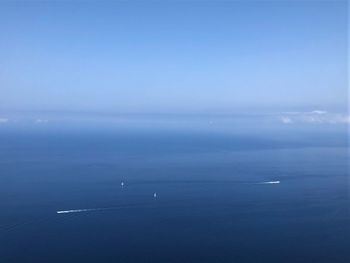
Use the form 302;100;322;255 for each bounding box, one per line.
0;1;348;114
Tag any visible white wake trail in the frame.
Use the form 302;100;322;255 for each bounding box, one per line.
257;180;280;185
56;208;104;214
56;204;147;214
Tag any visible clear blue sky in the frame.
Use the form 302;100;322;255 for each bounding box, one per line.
0;1;348;114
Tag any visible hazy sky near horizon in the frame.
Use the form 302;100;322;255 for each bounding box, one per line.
0;1;348;114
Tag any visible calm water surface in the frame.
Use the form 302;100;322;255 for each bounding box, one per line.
0;128;349;263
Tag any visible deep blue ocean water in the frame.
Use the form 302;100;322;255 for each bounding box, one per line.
0;125;349;263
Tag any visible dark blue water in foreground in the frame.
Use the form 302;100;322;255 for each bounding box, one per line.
0;127;349;263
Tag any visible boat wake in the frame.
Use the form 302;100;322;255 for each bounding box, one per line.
257;181;280;185
57;208;108;214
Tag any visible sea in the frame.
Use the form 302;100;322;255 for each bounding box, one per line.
0;115;349;263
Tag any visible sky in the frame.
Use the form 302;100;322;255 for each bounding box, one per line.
0;1;348;115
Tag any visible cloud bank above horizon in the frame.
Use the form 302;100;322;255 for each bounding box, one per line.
279;111;350;125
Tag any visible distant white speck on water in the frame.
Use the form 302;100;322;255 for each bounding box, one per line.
153;192;157;198
121;181;124;187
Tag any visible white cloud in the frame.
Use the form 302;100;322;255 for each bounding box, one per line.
283;110;327;115
279;110;349;125
309;110;327;115
280;117;293;124
35;119;49;124
327;115;350;124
